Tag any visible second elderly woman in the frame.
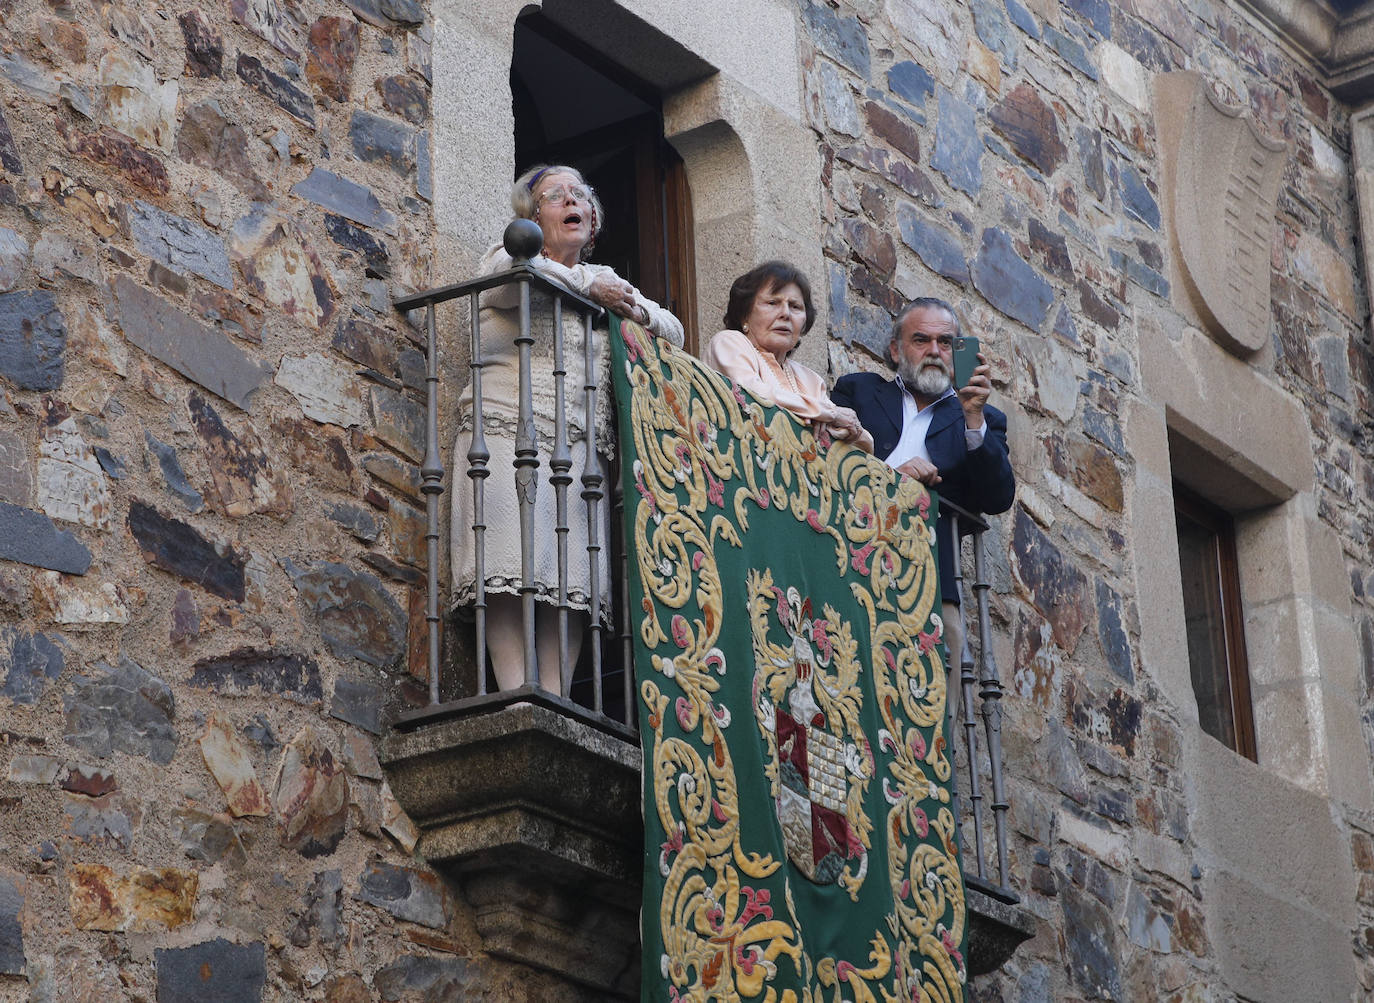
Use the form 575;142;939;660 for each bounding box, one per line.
452;164;684;694
704;261;872;453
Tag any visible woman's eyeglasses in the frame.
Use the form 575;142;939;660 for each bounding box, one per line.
537;185;594;207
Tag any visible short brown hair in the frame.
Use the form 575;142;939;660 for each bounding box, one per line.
723;261;816;335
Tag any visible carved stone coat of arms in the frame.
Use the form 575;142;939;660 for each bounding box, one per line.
1154;71;1288;356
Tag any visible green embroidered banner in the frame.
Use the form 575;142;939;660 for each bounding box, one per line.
612;317;967;1003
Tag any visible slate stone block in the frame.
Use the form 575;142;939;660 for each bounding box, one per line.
330;674;382;734
1;627;63;705
114;276;270;410
286;560;405;669
1012;507;1090;651
887;61;933;107
931;89;982;196
360;552;423;586
65;656;177;765
0;289;67;391
0;429;32;505
1052;303;1080;345
799;0;870;77
971;0;1017;66
130;200;233;289
179;9;224;78
374;956;476;998
863;101;920;161
1028;217;1073;280
369;385;424;462
0;500;92;574
1065;0;1111;36
236;53;315;125
1117;165;1160;230
1116;17;1174;73
355;861;450;929
274;726;349;857
0;874;22;974
325;216;391;278
349;110;414;176
1108;249;1168;298
188;392;291;518
94;447;126;479
290;869;343;947
379;74;428;123
1043;23;1099;79
306;16;359;103
155;938;266;1003
145;432;205;512
896;205;969;285
332;315;396;373
1005;0;1040;38
177;102;265;198
415;130;432;203
989;83;1067;176
1095;579;1132;683
0;108;22;173
361;452;420;501
1062;884;1122;999
60;123;169;195
326;502;380;543
291;168;397;233
385;501;425;569
971;227;1053;330
127;501;246;601
189;647;323;703
343;0;423;29
0;228;28;292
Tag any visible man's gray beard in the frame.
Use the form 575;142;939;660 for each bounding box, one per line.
898;357;952;397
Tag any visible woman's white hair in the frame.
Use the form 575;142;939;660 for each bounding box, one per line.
510;164;605;259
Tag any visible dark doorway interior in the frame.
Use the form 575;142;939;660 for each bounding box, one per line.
511;12;697;348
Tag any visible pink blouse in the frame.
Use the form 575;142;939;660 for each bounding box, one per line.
703;329;874;452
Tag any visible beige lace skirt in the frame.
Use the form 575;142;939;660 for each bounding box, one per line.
450;412;613;622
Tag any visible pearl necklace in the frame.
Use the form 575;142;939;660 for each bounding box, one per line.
751;341;800;395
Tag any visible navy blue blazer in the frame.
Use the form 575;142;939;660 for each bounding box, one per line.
832;371;1014;604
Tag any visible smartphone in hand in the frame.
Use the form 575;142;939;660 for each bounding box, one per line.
952;336;980;388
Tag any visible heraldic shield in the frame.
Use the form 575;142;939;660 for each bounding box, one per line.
1158;71;1287;356
759;586;870;889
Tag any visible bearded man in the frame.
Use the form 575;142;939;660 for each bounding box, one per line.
832;298;1015;723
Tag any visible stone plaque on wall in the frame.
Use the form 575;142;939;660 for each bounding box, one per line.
1154;72;1287;356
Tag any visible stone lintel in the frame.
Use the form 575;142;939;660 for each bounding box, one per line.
1140;324;1313;507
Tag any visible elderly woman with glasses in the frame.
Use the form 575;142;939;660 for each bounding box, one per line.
453;164;684;695
704;260;872;453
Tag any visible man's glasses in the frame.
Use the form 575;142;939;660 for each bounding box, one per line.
537;185;594;207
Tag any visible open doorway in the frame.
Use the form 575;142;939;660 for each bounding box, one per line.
512;11;698;349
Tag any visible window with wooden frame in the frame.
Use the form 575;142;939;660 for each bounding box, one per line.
1173;484;1258;761
511;12;699;350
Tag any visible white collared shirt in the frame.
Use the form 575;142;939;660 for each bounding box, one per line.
883;377;986;469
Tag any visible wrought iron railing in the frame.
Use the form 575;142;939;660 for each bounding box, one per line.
390;221;1015;900
939;502;1015;900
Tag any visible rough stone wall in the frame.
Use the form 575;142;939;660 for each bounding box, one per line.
797;0;1374;999
0;1;585;1000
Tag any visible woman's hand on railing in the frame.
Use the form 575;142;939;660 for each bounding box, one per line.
586;273;645;323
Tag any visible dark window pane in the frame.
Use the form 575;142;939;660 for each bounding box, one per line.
1175;512;1237;749
1173;485;1256;761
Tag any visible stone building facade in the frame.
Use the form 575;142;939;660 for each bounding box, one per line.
0;0;1371;1001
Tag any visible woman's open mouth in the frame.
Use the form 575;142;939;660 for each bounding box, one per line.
562;211;583;226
